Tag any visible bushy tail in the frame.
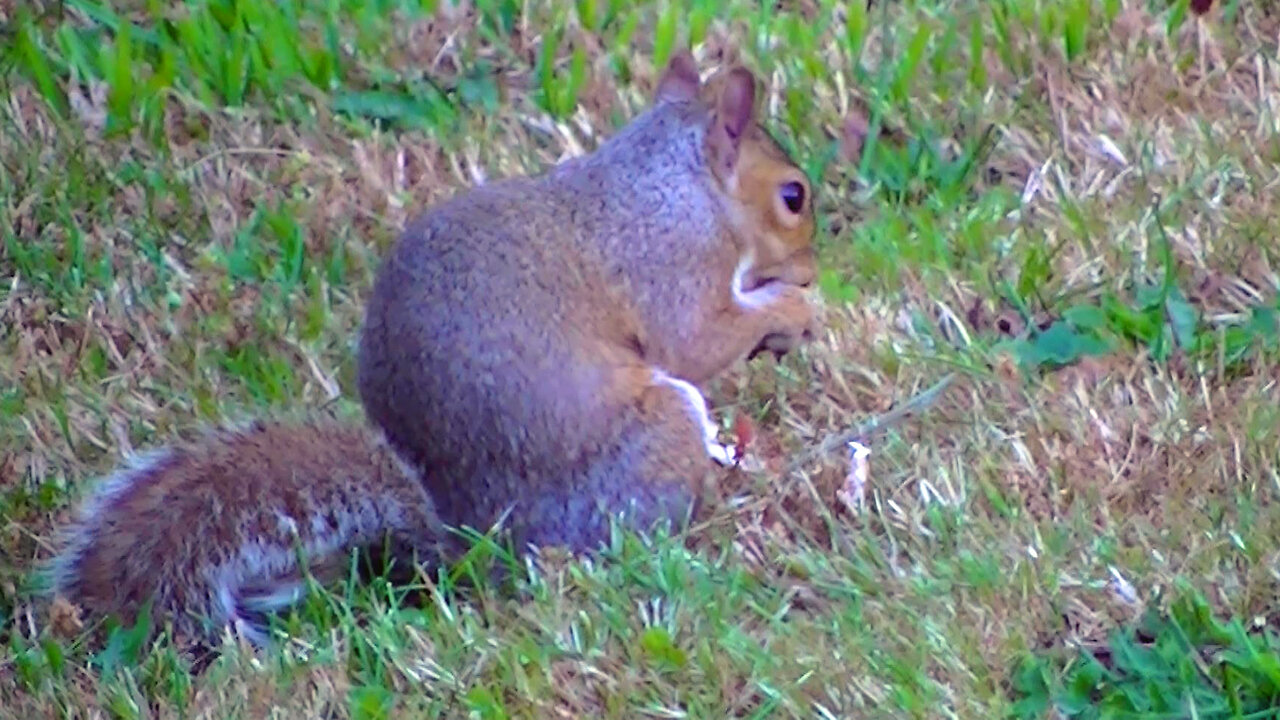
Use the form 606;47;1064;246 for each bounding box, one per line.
37;417;443;647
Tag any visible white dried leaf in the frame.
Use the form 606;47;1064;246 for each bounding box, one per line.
838;440;871;514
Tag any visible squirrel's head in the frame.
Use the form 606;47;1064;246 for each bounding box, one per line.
655;52;817;293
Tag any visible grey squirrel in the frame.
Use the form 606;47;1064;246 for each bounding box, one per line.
40;51;820;647
356;50;818;559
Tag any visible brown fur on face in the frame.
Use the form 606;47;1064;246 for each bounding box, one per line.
699;64;817;293
727;124;817;291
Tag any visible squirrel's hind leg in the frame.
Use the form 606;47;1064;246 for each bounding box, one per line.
508;369;729;557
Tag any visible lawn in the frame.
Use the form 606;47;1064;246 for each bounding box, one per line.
3;0;1280;717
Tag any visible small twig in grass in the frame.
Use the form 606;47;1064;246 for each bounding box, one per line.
785;372;958;476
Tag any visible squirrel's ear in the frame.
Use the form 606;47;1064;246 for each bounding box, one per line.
654;50;701;103
707;67;757;182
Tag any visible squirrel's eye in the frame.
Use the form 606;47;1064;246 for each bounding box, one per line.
780;181;805;214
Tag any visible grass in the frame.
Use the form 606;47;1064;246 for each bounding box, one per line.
3;0;1280;716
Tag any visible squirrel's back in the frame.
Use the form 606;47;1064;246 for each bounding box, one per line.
45;418;441;646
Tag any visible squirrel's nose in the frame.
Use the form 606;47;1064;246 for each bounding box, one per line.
792;260;817;288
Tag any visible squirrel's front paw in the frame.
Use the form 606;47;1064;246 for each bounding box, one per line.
707;441;737;466
748;286;819;360
748;333;799;360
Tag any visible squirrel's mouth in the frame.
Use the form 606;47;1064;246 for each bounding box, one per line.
742;261;816;293
739;272;771;293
